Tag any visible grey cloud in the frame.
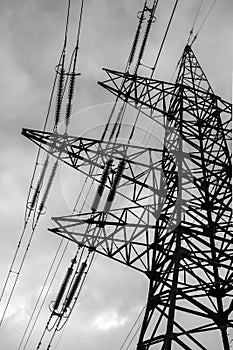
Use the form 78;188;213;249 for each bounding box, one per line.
0;0;232;349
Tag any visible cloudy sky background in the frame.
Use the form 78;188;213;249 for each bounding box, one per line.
0;0;232;349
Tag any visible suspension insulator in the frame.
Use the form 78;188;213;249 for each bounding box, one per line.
91;159;113;212
137;17;152;66
54;59;65;127
104;159;126;213
64;262;87;310
27;155;49;211
128;7;145;66
135;4;156;71
39;160;59;213
109;103;126;140
65;73;76;129
53;266;73;311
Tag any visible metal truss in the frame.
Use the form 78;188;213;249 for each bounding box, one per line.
22;128;172;272
22;45;232;349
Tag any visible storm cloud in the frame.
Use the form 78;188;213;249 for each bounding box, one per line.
0;0;232;349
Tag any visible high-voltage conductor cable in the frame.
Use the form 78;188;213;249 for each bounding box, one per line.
35;249;94;350
0;152;49;307
53;253;98;350
32;159;59;229
28;0;72;219
49;247;83;321
64;0;85;131
127;0;180;145
111;0;159;143
106;0;161;147
0;0;72;326
46;251;95;349
108;0;154;142
120;306;146;350
35;249;82;350
189;0;217;46
17;239;69;350
54;0;72;132
186;0;203;46
25;0;71;221
0;161;60;326
0;152;51;323
150;0;179;78
100;0;149;142
172;0;216;82
20;171;93;348
0;68;61;312
0;160;60;325
19;175;91;349
133;0;158;75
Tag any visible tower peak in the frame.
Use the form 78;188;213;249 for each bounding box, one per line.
175;44;214;94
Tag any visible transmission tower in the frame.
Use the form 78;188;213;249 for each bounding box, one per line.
21;2;232;350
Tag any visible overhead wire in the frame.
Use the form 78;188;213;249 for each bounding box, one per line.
0;0;73;325
12;0;219;347
65;0;85;131
119;305;146;350
100;0;150;143
35;248;94;350
187;0;203;45
25;0;71;220
71;3;156;257
18;239;69;350
114;0;159;144
16;0;94;348
49;0;224;349
76;1;162;240
127;0;180;146
171;0;217;82
115;2;181;347
40;198;98;349
151;0;179;78
49;251;95;340
190;0;217;46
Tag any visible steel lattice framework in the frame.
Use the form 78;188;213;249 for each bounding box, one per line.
22;45;232;349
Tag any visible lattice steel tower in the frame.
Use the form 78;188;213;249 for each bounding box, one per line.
22;2;232;349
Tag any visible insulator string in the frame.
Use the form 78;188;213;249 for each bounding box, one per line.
0;0;73;325
52;249;80;313
38;160;59;216
65;73;76;130
64;0;85;132
53;264;73;312
63;261;86;310
134;1;158;75
100;1;150;143
127;0;179;145
54;56;66;129
127;1;147;69
24;0;71;223
91;159;113;212
30;154;50;210
103;159;126;213
9;0;89;347
45;251;95;348
35;249;94;350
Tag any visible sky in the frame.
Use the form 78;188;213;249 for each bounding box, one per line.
0;0;232;349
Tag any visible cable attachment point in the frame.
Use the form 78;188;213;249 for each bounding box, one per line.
137;11;146;20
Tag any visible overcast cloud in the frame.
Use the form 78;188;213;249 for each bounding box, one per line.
0;0;232;349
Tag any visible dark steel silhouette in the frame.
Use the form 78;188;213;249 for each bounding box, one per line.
22;44;232;349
